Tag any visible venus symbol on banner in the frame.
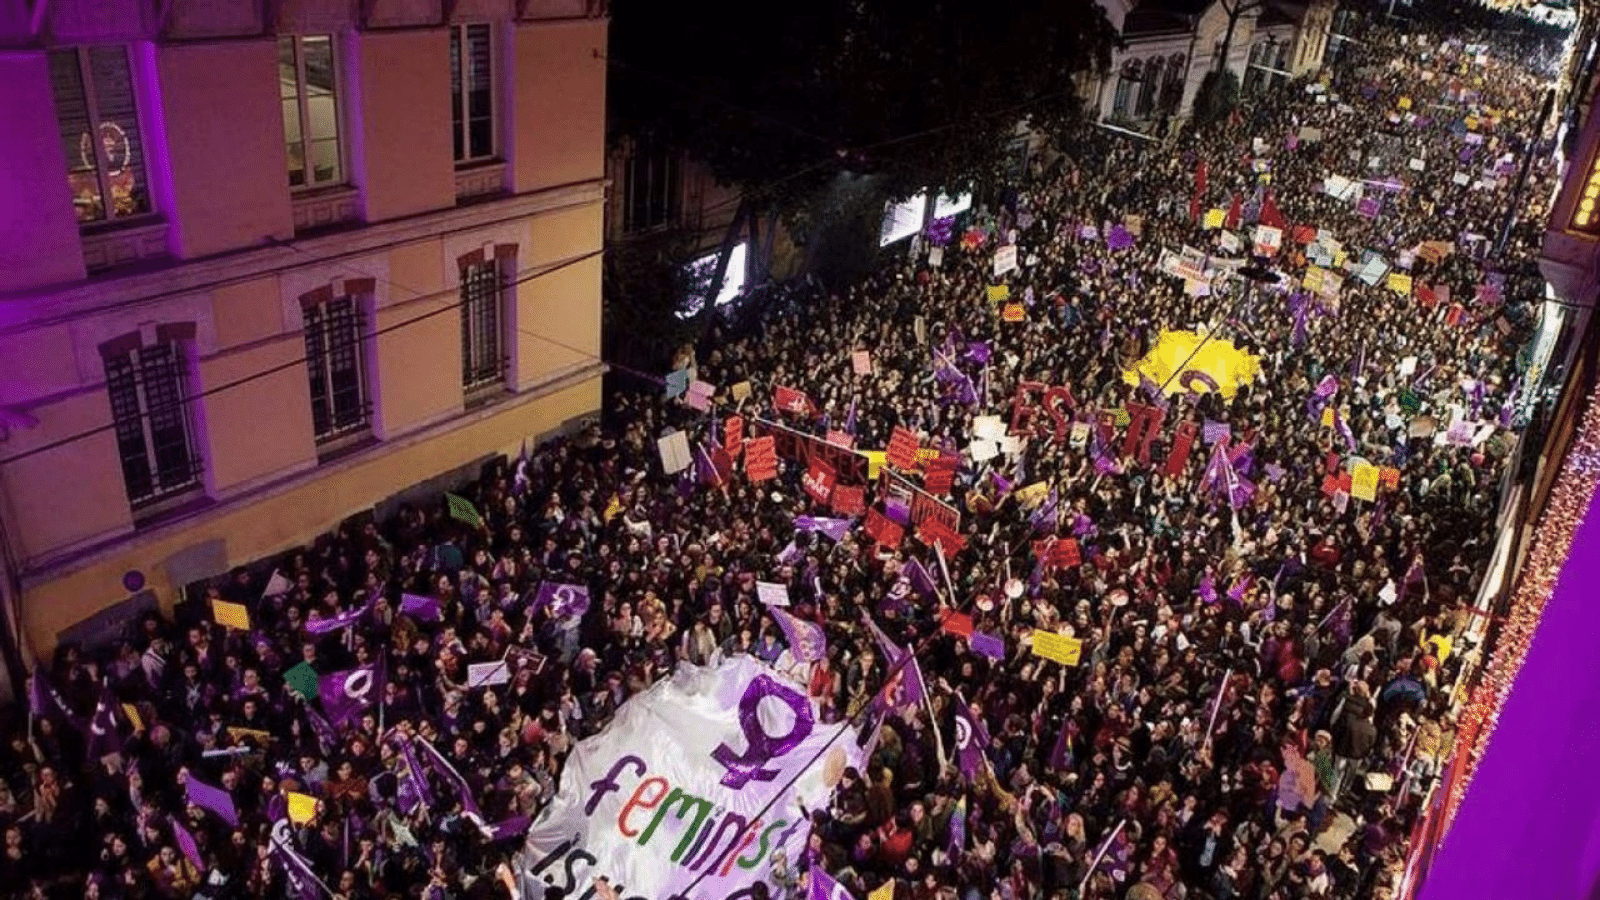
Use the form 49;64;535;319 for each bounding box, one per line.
711;675;814;788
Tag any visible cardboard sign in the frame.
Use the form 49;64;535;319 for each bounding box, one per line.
1031;631;1083;666
755;581;791;607
774;385;814;416
993;245;1018;277
864;509;904;548
467;661;511;688
852;350;872;376
986;285;1010;303
825;429;855;449
924;454;958;495
886;427;921;471
745;435;778;482
831;484;865;516
657;430;692;475
918;518;966;555
212;600;251;631
803;459;836;504
1001;303;1025;322
940;608;974;637
725;415;744;459
1351;462;1380;502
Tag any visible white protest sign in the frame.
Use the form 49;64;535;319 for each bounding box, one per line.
992;245;1018;277
972;415;1007;441
756;581;791;607
658;431;693;475
467;661;510;688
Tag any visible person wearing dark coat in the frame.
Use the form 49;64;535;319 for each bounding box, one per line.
1331;680;1378;798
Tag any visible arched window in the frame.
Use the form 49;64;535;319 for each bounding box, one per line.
1112;57;1143;117
1136;57;1164;117
1160;54;1186;113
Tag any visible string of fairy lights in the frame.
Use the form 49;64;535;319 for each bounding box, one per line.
1444;395;1600;827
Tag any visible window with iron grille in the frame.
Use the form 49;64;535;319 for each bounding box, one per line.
450;24;496;164
304;296;369;442
48;46;153;224
104;341;202;507
461;260;506;392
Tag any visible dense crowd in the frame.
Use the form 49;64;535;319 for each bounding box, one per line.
0;4;1569;900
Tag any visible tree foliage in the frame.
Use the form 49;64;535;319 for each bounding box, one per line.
1193;70;1241;125
608;0;1121;211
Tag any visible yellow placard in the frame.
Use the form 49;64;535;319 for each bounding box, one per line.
212;599;251;631
227;726;272;745
1351;462;1380;502
1386;272;1414;296
1398;96;1413;110
1321;408;1335;428
1333;250;1348;270
986;285;1010;303
1031;630;1083;666
730;381;752;403
869;882;895;900
122;703;145;733
860;450;887;481
286;791;319;826
1203;208;1225;230
604;495;624;521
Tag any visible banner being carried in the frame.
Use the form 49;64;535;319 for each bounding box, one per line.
515;655;864;900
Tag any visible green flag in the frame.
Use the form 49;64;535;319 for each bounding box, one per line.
445;492;484;528
283;661;319;702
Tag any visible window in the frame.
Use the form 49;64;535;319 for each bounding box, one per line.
450;24;495;163
302;292;370;443
103;331;202;508
279;35;343;189
1136;58;1164;117
460;260;507;393
623;140;681;233
48;47;152;224
1111;59;1142;119
1161;54;1186;113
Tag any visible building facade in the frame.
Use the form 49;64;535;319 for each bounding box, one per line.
0;0;608;665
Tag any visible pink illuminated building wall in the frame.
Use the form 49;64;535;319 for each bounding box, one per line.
0;0;610;667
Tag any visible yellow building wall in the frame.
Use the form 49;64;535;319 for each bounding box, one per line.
388;239;447;306
0;52;88;291
373;297;464;436
0;323;82;408
510;18;607;193
1;391;133;560
198;338;317;493
155;40;296;258
517;255;601;382
16;377;601;656
354;29;456;223
209;276;285;350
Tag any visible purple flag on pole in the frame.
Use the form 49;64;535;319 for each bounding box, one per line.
1314;375;1340;400
966;342;992;365
305;708;340;756
770;608;828;663
269;819;325;900
304;595;374;635
395;735;430;814
186;777;239;827
173;819;203;870
795;516;853;542
952;693;992;778
318;659;384;726
86;682;125;759
1198;572;1218;605
1049;717;1076;771
970;630;1006;659
400;593;442;622
28;669;81;728
412;735;481;816
902;559;937;599
884;495;911;526
810;867;852;900
533;582;591;620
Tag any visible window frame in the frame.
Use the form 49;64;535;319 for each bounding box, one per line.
300;286;373;449
622;139;682;234
101;328;204;512
450;23;499;166
459;247;513;401
279;34;346;192
49;45;156;227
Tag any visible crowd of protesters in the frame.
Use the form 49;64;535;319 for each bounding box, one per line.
0;4;1570;900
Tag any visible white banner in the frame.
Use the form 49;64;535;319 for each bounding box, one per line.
515;656;863;900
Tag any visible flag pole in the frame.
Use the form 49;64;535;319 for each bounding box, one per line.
1204;667;1233;750
1078;817;1129;897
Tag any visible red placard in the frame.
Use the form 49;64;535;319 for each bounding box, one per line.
940;608;974;638
725;416;744;459
1032;537;1082;569
864;509;904;548
886;426;921;471
918;518;966;555
831;484;865;516
1379;466;1401;491
774;385;815;416
802;459;836;504
825;429;855;449
1321;473;1342;496
924;454;958;495
1002;303;1025;322
745;435;778;482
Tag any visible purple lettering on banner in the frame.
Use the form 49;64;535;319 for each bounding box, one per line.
710;675;814;789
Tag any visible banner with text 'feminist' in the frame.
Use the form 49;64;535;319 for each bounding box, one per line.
514;655;864;900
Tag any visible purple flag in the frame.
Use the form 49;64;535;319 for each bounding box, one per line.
948;795;969;858
305;594;374;635
186;777;239;827
844;396;858;435
1227;574;1254;605
412;734;481;816
952;693;992;778
1202;420;1231;445
884;495;911;526
970;631;1006;659
400;593;443;622
967;342;992;365
795;516;853;542
395;735;430;814
1138;371;1171;411
305;708;340;756
1264;462;1285;483
318;660;384;726
1049;717;1075;771
533;582;591;620
1030;489;1060;534
28;669;81;728
1106;224;1136;251
1198;572;1218;605
86;682;126;759
269;819;326;900
481;814;532;843
1314;375;1340;400
902;559;937;599
173;819;203;870
771;608;828;663
810;867;852;900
